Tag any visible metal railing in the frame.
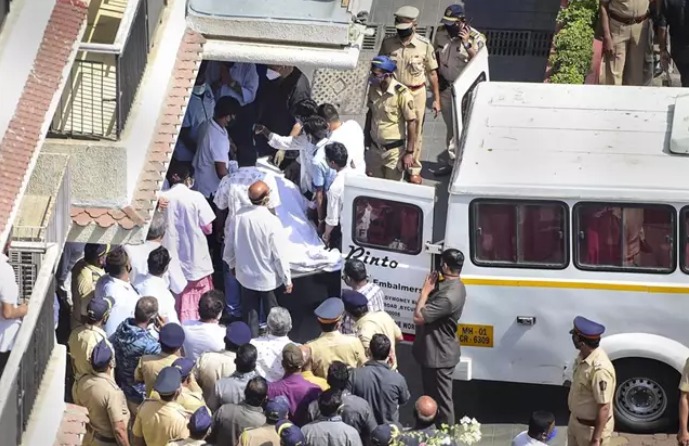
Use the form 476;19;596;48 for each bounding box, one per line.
50;0;165;140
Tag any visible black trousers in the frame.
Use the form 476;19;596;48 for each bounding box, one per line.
672;46;689;87
421;366;455;426
0;351;10;379
240;285;278;338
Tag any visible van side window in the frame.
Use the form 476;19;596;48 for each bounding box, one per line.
471;200;568;268
682;208;689;274
352;197;422;255
460;72;487;125
574;203;675;273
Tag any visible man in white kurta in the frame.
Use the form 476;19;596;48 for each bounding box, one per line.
133;246;179;326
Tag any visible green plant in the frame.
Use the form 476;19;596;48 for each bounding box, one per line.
549;0;599;84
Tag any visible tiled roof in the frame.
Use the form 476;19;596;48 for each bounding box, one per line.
0;0;87;244
70;30;206;230
54;404;88;446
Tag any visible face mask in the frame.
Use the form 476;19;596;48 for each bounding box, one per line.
369;74;384;86
445;24;460;37
266;69;281;81
397;27;414;39
192;83;206;96
545;427;558;443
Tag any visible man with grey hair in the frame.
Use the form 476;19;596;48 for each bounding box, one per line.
124;211;186;295
250;306;295;382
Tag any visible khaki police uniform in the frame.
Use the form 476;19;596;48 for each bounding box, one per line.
379;33;439;176
152;382;206;412
133;399;191;446
434;26;486;163
366;78;417;181
136;352;180;398
195;350;237;401
238;424;281;446
73;372;130;446
71;260;104;330
355;310;402;370
567;348;617;446
599;0;651;86
67;324;111;382
307;331;366;378
679;358;689;393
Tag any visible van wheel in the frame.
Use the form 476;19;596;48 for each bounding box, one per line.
613;358;679;433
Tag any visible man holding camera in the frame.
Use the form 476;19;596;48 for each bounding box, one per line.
434;4;486;177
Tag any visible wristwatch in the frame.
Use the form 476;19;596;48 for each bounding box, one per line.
463;41;472;50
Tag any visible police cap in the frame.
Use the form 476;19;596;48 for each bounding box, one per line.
172;357;195;380
90;339;113;370
154;366;183;395
87;296;114;321
314;297;344;324
394;6;420;27
341;289;368;310
225;321;252;346
371;424;400;446
276;420;305;446
442;4;466;24
159;323;185;350
571;316;605;339
265;396;290;421
188;406;212;434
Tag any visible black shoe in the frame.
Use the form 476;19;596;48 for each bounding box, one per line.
434;165;453;176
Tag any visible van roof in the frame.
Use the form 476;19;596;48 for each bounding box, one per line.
450;82;689;203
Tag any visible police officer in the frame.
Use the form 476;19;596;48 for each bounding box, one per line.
371;423;401;446
68;296;114;394
168;406;213;445
136;322;186;397
678;354;689;445
567;316;616;446
379;6;441;184
365;56;417;182
433;4;486;177
277;420;306;446
306;297;366;377
599;0;652;85
171;357;206;412
238;397;289;446
133;366;191;446
74;340;130;446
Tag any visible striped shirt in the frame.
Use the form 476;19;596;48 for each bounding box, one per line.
341;282;386;335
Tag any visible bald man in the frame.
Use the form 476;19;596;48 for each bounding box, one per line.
300;345;328;390
227;180;292;337
397;396;440;445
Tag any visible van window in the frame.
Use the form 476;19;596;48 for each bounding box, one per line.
574;203;675;273
352;197;422;255
460;72;487;125
471;200;568;268
679;207;689;273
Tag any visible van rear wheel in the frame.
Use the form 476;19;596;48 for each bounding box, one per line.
613;358;679;433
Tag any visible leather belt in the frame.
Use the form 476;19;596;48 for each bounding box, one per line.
91;431;117;444
608;10;649;25
406;84;426;91
576;417;611;427
374;140;405;151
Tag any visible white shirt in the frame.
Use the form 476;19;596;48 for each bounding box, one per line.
214;166;281;266
193;119;230;198
227;206;291;291
512;432;548;446
182;320;226;362
96;275;141;337
0;254;21;352
133;274;179;325
325;166;356;227
268;133;319;194
250;334;294;382
329;120;366;175
161;184;216;282
124;241;186;295
174;88;215;162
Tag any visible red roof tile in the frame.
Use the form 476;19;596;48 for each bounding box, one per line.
0;0;87;245
70;30;206;231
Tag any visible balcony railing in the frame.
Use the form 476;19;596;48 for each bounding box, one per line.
50;0;165;140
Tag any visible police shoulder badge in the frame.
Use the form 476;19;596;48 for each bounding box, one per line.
599;381;607;392
445;7;453;16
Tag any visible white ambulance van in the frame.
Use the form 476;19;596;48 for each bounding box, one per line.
341;48;689;433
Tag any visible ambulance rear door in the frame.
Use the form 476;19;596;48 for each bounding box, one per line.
342;175;435;338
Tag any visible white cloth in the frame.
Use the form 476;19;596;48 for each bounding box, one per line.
214;166;281;266
325;166;358;227
182;320;226;362
161;184;216;282
124;241;186;295
193;119;230;198
97;276;141;337
133;274;179;325
512;432;547;446
329;120;366;175
174;89;215;162
0;254;21;352
228;206;291;292
250;334;294;382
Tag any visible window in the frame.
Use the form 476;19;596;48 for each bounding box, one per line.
352;197;423;255
460;72;487;125
678;207;689;273
471;200;568;268
574;203;675;273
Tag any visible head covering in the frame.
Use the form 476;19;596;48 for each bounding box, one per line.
90;339;113;370
441;4;465;24
265;397;290;422
154;366;182;395
282;343;305;370
571;316;605;339
225;321;252;346
172;357;195;380
277;420;305;446
341;289;368;310
371;424;400;445
159;323;185;350
188;406;212;434
84;243;110;259
394;6;420;29
371;56;397;74
86;296;114;321
314;297;344;324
